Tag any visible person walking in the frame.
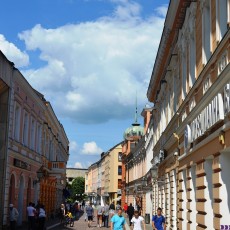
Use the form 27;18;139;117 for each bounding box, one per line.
123;203;128;215
86;203;94;228
109;201;115;220
59;204;65;223
38;204;46;230
103;202;110;228
27;202;36;230
97;203;104;228
131;210;146;230
152;208;166;230
127;203;134;226
110;207;126;230
9;204;19;230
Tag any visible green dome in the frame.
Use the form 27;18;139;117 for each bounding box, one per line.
123;123;144;140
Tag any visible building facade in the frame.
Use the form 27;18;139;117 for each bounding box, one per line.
147;0;230;229
0;51;14;227
0;54;69;226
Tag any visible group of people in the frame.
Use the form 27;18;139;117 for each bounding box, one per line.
8;201;46;230
27;201;46;230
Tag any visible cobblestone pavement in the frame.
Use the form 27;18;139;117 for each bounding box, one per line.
52;214;131;230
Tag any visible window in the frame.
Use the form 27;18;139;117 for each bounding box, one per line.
23;111;29;146
14;105;21;141
118;166;122;175
202;0;211;64
30;118;36;150
216;0;228;42
36;124;42;153
189;97;196;112
218;51;228;75
118;179;122;189
203;75;212;94
181;43;187;100
118;152;122;162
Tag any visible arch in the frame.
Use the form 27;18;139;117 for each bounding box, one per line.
17;175;25;225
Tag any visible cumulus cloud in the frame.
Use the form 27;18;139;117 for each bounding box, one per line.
74;162;83;168
0;34;29;68
18;0;167;124
81;141;103;155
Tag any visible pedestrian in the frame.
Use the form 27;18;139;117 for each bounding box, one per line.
59;204;65;223
131;210;146;230
110;207;126;230
9;204;19;230
84;203;88;222
38;204;46;230
115;202;121;212
82;200;85;210
152;207;166;230
123;203;128;215
27;202;36;230
127;203;134;226
103;202;110;228
97;203;104;228
109;201;115;219
86;203;94;228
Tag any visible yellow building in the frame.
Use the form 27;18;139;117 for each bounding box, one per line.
85;143;123;205
147;0;229;229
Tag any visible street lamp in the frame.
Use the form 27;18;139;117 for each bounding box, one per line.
33;166;44;185
150;165;158;181
141;177;147;187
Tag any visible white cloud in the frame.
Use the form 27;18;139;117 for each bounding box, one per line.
74;162;83;168
81;141;103;155
18;1;167;124
155;5;168;17
0;34;29;68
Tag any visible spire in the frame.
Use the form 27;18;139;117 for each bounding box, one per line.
132;91;140;126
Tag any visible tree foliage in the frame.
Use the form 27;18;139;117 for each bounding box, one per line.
70;177;85;201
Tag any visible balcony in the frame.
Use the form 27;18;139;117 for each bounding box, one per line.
48;161;66;173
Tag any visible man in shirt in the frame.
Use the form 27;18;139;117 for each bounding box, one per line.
110;207;126;230
9;204;19;230
27;202;36;230
97;203;104;228
152;208;166;230
131;210;146;230
103;202;110;228
127;203;134;226
86;203;94;228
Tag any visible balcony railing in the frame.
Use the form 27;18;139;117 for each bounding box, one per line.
48;161;66;171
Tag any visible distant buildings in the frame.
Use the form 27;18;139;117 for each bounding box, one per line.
85;143;122;205
66;168;87;184
0;50;69;227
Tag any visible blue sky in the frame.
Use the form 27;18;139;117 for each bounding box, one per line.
0;0;169;168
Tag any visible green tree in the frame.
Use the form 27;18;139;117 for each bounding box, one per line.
71;177;85;201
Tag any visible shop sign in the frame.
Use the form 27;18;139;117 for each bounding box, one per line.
117;189;122;195
14;158;31;171
185;83;230;152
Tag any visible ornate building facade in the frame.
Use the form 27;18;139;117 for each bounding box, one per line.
0;51;14;227
147;0;230;229
0;53;69;227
